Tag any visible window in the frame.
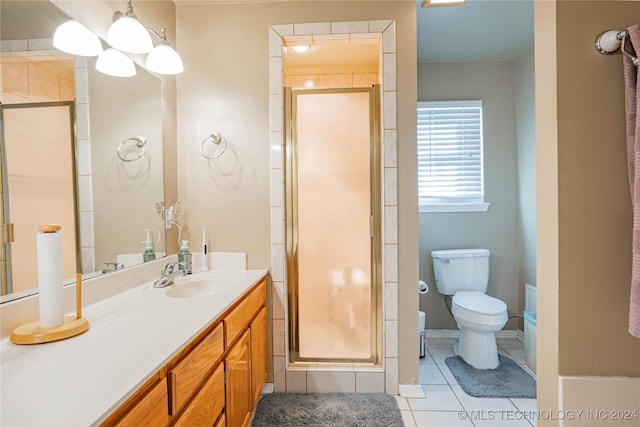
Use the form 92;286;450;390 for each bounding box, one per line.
417;100;490;212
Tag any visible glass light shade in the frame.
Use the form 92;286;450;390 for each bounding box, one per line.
95;48;136;77
145;44;184;75
106;15;153;54
53;20;103;56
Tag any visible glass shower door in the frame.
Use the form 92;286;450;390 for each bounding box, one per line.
0;103;78;295
286;87;381;363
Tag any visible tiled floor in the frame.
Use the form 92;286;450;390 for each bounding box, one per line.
398;338;537;427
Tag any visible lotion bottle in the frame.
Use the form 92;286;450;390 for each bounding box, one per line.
142;228;156;262
200;228;210;272
178;240;192;274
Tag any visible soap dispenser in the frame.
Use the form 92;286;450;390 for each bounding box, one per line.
142;228;156;262
178;240;192;274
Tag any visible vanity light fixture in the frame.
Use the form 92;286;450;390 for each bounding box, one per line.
95;48;136;78
106;0;153;54
52;0;184;76
52;20;103;56
421;0;466;7
145;28;184;75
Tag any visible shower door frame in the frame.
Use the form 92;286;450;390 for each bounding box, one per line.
0;101;80;296
284;85;383;365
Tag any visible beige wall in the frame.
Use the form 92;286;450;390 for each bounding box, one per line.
555;0;640;375
417;61;519;330
87;62;164;267
537;0;640;422
176;1;418;384
516;48;536;328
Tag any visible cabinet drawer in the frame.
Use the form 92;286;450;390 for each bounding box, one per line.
113;379;168;427
225;280;266;347
169;323;224;413
173;363;225;427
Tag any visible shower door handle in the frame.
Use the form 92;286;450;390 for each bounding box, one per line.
4;223;14;243
370;215;374;237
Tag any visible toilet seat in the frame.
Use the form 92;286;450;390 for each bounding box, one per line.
452;291;507;325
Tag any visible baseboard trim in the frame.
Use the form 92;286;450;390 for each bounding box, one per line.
426;329;522;339
261;383;274;394
399;384;426;398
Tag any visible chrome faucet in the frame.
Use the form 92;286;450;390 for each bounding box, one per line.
153;261;187;288
102;262;125;273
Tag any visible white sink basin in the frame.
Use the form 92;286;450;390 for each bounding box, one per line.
164;276;236;298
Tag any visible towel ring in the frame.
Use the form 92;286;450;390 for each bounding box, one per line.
117;135;147;162
200;132;228;159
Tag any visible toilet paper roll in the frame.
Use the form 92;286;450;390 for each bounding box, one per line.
37;230;64;328
419;280;429;294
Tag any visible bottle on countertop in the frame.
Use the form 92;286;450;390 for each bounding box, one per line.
178;240;192;274
200;227;209;272
142;228;156;262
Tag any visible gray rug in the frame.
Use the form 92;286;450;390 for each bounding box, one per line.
445;354;536;398
251;392;405;427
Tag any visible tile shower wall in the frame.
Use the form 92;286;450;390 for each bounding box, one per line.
0;40;74;104
269;20;398;394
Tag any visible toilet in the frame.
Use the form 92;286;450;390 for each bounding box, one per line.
431;248;507;369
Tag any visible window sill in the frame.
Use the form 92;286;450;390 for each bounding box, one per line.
419;202;491;213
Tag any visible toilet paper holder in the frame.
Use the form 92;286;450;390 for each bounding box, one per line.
10;225;90;345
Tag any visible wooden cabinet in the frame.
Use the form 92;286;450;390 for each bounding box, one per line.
225;281;266;347
225;330;252;427
251;306;268;405
169;323;224;415
173;364;225;426
99;277;268;427
102;374;169;427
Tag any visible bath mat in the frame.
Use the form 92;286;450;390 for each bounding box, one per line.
251;392;405;427
445;354;536;398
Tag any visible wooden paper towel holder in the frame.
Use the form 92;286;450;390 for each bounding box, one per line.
10;226;90;345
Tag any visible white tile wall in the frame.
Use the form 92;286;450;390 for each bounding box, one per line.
269;21;398;394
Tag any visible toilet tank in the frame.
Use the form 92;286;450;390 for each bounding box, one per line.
431;249;490;295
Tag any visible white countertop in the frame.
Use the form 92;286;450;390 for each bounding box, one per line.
0;268;267;426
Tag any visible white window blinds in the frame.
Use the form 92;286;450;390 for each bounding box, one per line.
417;100;486;209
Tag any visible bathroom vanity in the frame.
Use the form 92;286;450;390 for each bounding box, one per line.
0;265;268;426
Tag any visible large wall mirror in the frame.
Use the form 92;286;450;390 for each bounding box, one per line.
0;1;166;302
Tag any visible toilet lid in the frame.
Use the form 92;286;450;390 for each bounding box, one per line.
452;291;507;315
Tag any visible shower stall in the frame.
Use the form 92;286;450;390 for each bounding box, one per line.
285;86;382;364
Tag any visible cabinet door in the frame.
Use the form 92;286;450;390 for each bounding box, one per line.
251;306;268;405
225;330;251;427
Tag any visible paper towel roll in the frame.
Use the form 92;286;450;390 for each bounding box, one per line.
37;229;64;328
418;280;429;294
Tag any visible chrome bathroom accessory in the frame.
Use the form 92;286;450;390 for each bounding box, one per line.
200;131;228;159
153;261;187;288
102;262;125;273
117;135;147;161
595;29;639;66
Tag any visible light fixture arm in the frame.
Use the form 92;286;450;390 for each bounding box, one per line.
146;27;168;44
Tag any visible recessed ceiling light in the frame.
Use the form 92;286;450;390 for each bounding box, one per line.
292;45;310;53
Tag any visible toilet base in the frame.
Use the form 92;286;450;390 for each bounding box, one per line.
454;328;499;369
